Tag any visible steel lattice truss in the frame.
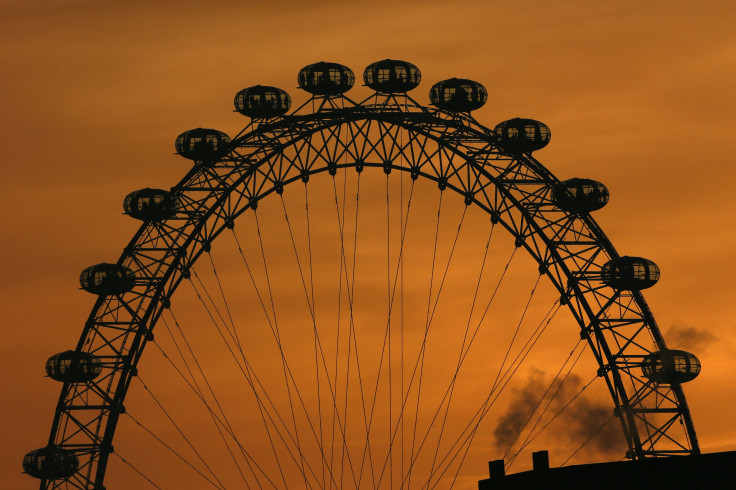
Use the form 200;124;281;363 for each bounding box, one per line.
43;93;698;489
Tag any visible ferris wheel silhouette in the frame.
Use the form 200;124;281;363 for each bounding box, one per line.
24;59;701;489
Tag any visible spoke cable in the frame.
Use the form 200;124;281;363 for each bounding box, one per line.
359;175;417;489
125;410;221;489
507;348;593;469
111;449;162;489
277;190;344;489
150;328;270;489
561;407;616;467
135;376;226;489
426;222;496;484
185;272;318;487
445;299;560;488
155;314;255;488
422;286;558;487
504;339;586;466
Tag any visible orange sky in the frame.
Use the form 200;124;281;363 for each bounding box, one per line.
2;0;736;488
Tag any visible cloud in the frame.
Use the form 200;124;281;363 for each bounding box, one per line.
663;325;718;354
493;368;547;449
493;369;625;460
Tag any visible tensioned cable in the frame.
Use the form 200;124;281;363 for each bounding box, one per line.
502;339;585;459
505;340;587;469
111;450;162;489
424;292;560;488
376;192;469;488
407;190;445;489
133;377;226;489
185;272;293;486
445;299;561;487
561;413;616;467
277;190;345;490
304;183;328;490
509;371;598;468
399;124;406;488
253;210;310;486
329;169;349;488
330;171;375;489
228;229;296;487
357;174;417;489
414;207;474;485
386;172;392;490
187;264;263;486
231;219;352;488
185;272;316;487
125;411;221;489
253;202;356;488
375;235;518;487
203;250;289;487
426;222;496;481
155;313;254;488
150;326;271;489
330;172;364;488
395;244;521;483
489;273;544;396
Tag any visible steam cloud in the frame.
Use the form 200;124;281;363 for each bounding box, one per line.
663;324;717;353
493;368;625;459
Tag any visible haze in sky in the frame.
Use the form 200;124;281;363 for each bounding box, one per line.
2;1;735;488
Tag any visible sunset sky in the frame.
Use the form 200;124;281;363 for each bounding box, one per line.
2;0;736;488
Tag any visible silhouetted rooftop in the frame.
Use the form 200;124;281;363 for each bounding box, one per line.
478;450;736;490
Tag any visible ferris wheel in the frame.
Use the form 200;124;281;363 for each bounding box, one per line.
23;60;702;489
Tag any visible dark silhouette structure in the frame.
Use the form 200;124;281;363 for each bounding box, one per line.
234;85;291;118
429;77;488;112
479;450;736;489
123;188;178;221
363;59;421;93
25;59;704;488
493;117;551;155
552;178;609;213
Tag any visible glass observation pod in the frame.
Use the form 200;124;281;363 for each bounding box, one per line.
298;62;355;96
23;447;79;480
600;256;660;291
45;350;102;383
641;349;701;384
234;85;291;118
123;188;178;221
363;59;421;93
429;78;487;112
552;178;610;213
175;128;231;161
494;118;551;155
79;263;136;295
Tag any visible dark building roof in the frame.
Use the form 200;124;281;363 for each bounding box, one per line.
479;450;736;490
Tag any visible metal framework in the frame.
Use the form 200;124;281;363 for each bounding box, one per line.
41;91;698;489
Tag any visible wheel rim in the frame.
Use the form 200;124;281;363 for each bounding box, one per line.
41;92;698;489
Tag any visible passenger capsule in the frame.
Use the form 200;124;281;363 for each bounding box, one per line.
494;118;551;155
80;263;136;295
46;350;102;383
601;256;660;291
123;188;178;221
175;128;231;161
363;59;421;93
298;62;355;96
23;447;79;479
552;178;609;213
641;349;701;384
429;78;487;112
234;85;291;118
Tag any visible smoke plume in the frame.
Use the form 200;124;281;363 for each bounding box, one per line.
493;368;625;459
663;324;717;353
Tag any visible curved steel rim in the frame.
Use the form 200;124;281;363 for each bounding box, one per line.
43;95;697;489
